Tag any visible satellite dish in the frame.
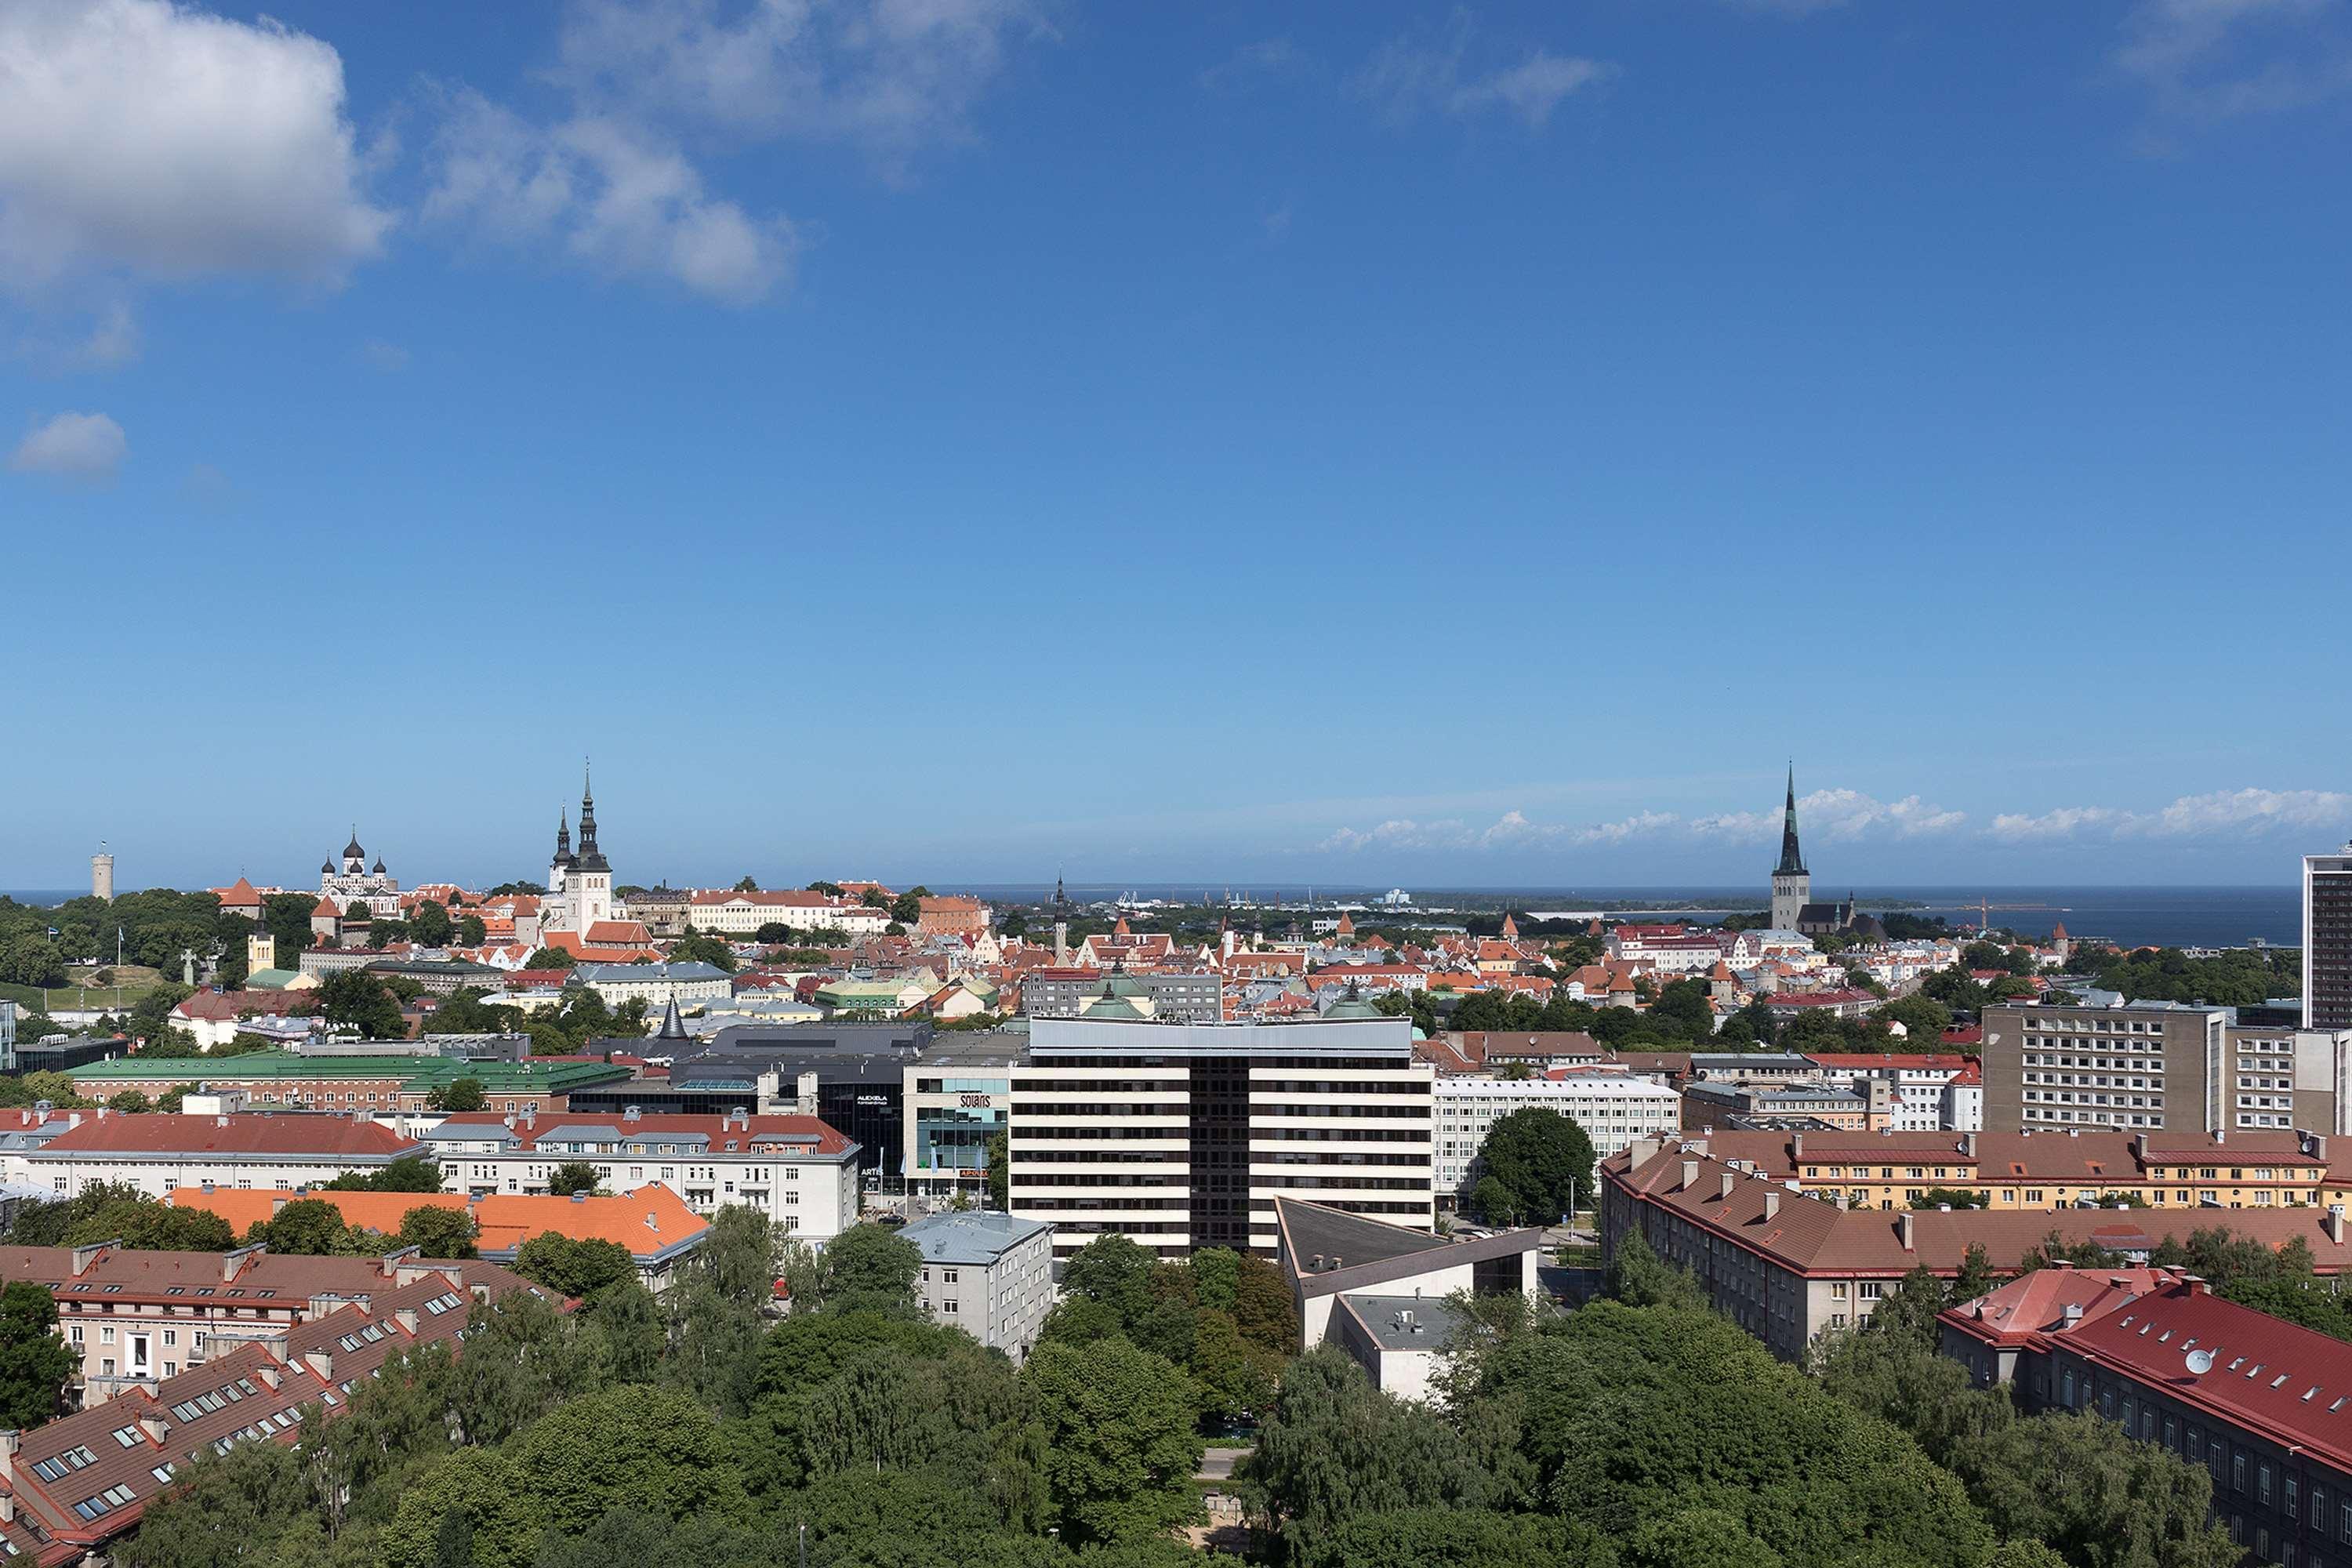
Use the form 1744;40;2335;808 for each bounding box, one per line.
2185;1348;2216;1377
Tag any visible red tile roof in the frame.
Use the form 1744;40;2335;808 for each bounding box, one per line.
431;1109;855;1157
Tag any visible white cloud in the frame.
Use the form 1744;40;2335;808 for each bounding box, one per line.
552;0;1045;165
1200;37;1298;93
423;0;1040;303
0;0;390;291
10;302;140;370
423;92;795;306
1691;789;1966;842
9;411;126;481
1355;15;1610;129
1319;807;1684;854
2116;0;2350;118
1991;788;2352;842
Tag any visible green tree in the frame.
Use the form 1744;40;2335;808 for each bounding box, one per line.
819;1223;924;1308
321;1155;445;1192
243;1197;361;1256
67;1197;235;1251
1470;1175;1520;1226
514;1233;637;1299
1479;1106;1597;1223
0;1281;78;1429
1947;1411;2238;1568
1024;1337;1204;1545
105;1088;151;1113
397;1203;480;1259
984;1128;1008;1209
430;1076;487;1112
891;887;929;926
410;900;453;946
546;1160;601;1196
457;913;487;947
665;933;738;972
319;967;406;1038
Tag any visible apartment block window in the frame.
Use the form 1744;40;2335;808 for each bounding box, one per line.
2260;1464;2272;1504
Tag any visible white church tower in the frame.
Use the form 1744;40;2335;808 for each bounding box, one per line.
549;765;614;935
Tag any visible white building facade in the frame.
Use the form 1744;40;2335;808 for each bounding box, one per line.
1432;1071;1680;1203
419;1108;862;1243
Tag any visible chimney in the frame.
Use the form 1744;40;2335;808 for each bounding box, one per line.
521;1108;536;1130
394;1308;419;1336
1834;1192;1849;1211
222;1243;265;1282
69;1240;114;1277
624;1105;641;1123
2134;1132;2150;1161
1790;1133;1806;1161
303;1350;332;1382
2328;1207;2346;1246
271;1196;289;1216
1719;1172;1736;1200
1681;1159;1700;1191
1962;1131;1978;1157
2214;1130;2226;1146
216;1113;229;1127
1897;1211;1916;1252
2062;1303;2084;1327
136;1414;168;1443
1762;1191;1780;1220
0;1429;15;1486
2306;1131;2329;1162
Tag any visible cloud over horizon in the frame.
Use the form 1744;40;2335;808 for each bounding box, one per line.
9;409;126;481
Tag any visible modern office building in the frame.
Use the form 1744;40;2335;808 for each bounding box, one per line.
1007;1014;1434;1263
901;1210;1055;1362
2309;848;2352;1032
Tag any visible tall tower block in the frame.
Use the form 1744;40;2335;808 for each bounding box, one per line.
92;843;114;904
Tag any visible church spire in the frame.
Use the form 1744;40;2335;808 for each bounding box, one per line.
1775;763;1807;877
574;760;609;873
555;807;572;862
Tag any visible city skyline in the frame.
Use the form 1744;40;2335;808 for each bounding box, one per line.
6;2;2352;887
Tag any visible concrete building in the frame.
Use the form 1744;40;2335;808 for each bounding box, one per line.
1432;1070;1679;1203
1802;1053;1982;1133
1600;1134;2352;1360
1007;1015;1435;1263
1274;1196;1542;1400
1942;1269;2352;1566
418;1108;862;1242
1984;1001;2352;1135
2310;848;2352;1033
91;844;113;905
1683;1076;1893;1132
1021;968;1224;1025
8;1113;426;1199
901;1210;1054;1362
684;889;887;935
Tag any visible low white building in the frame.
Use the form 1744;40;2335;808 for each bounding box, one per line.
1276;1196;1542;1401
419;1107;862;1243
8;1112;426;1199
684;891;890;936
571;961;732;1011
1602;925;1729;975
1726;929;1820;974
901;1210;1054;1363
1432;1070;1680;1204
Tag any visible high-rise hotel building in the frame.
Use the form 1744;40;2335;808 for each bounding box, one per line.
2306;848;2352;1032
1007;1014;1434;1262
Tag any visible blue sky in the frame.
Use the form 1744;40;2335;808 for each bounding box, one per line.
4;0;2350;893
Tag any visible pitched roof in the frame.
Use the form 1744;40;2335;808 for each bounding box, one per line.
169;1184;709;1262
29;1114;421;1161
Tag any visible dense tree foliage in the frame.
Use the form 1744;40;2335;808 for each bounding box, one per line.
1477;1108;1597;1221
320;968;407;1038
2072;946;2299;1006
0;1282;78;1430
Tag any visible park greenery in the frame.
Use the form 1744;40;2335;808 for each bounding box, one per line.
103;1213;1212;1567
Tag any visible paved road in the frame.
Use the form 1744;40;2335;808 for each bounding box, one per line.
1196;1447;1249;1482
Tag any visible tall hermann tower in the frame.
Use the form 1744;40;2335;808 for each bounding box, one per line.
1769;764;1810;931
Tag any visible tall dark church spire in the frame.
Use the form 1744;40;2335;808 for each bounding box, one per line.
575;760;609;873
555;808;572;866
1775;763;1807;877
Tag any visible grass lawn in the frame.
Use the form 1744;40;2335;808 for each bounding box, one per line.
2;964;169;1016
